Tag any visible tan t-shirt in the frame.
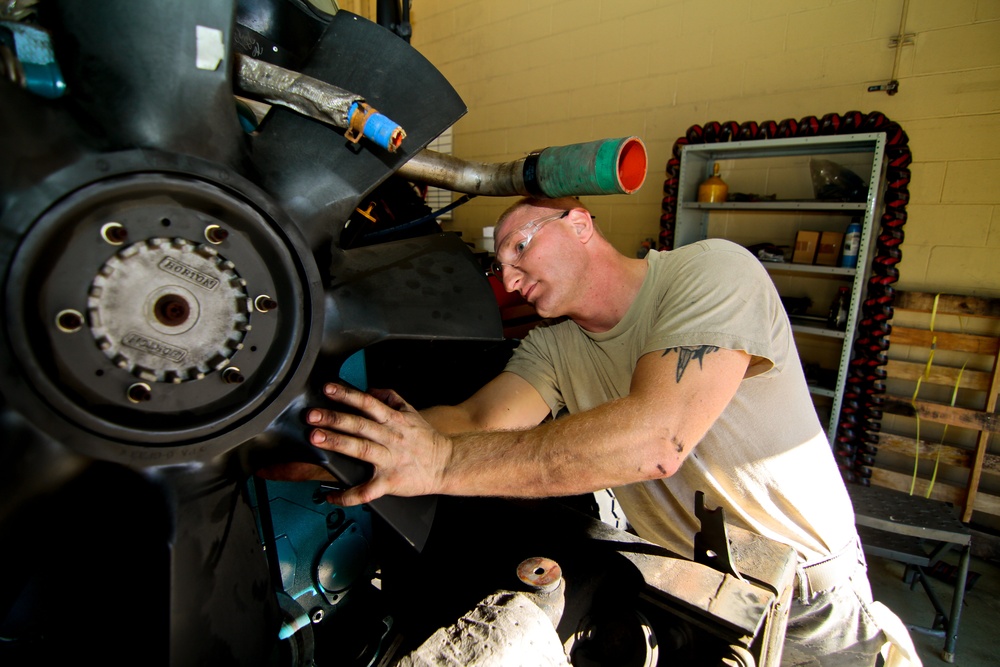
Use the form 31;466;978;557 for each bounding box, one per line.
503;239;857;563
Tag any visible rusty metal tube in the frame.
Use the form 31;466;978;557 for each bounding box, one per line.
397;136;647;198
395;150;530;196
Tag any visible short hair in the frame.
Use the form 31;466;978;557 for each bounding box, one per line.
496;196;587;230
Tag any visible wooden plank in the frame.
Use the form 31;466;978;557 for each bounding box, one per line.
963;357;1000;521
872;290;1000;522
870;433;1000;482
870;471;1000;519
883;359;993;391
888;326;1000;356
873;432;971;467
967;439;992;522
870;469;964;506
882;395;1000;433
894;291;1000;318
973;488;1000;517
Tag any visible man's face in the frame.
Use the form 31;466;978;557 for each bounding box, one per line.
491;207;576;317
490;210;568;279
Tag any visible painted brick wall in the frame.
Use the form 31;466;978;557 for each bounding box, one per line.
408;0;1000;298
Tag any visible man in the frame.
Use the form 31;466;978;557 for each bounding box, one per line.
304;196;900;665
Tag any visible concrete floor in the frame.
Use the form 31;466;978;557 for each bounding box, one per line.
865;545;1000;666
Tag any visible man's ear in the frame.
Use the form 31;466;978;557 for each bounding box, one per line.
568;208;595;242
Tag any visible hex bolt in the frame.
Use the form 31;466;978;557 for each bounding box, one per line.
254;295;278;313
127;382;152;403
326;508;345;529
56;309;84;333
101;222;128;245
205;224;229;244
222;367;245;384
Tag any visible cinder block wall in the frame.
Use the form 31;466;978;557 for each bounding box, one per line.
406;0;1000;298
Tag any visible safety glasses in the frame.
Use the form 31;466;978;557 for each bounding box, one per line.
490;210;569;278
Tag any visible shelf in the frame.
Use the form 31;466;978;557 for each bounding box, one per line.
762;262;857;277
808;385;837;399
679;133;883;159
789;318;848;339
674;131;888;446
684;201;867;211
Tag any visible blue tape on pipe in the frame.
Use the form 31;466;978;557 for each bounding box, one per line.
348;101;404;152
364;112;403;150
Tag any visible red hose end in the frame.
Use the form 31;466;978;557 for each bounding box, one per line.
617;137;647;193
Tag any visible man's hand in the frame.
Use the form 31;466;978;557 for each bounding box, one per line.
306;383;453;506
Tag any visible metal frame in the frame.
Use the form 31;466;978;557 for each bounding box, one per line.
850;484;972;663
675;133;887;444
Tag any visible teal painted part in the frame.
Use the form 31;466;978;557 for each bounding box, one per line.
21;62;66;99
235;98;259;133
254;348;373;615
2;22;55;64
1;21;66;98
278;613;309;640
317;521;370;593
339;349;368;391
265;480;374;600
536;137;628;197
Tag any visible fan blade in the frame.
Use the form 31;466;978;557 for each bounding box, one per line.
164;463;282;665
0;405;90;529
245;387;438;552
249;10;467;243
0;429;278;665
0;80;90;218
40;0;246;167
323;233;503;356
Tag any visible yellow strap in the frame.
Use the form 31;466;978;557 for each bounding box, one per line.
909;294;942;496
909;374;923;495
926;447;941;498
926;362;967;498
910;373;924;402
929;293;940;333
910;415;920;493
922;341;937;379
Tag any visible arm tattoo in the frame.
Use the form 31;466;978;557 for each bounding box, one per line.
662;345;719;382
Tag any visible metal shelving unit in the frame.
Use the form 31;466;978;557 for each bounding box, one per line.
675;133;888;444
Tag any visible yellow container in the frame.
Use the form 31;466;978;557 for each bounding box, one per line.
697;162;729;203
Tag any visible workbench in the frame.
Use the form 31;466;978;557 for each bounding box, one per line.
848;483;972;663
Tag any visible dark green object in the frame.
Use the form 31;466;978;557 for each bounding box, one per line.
537;136;646;197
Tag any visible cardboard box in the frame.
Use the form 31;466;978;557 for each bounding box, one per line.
792;230;820;264
815;231;845;266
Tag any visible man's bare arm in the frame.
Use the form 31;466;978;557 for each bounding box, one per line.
420;371;551;434
308;346;750;505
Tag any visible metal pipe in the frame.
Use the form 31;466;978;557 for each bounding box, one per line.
234;54;405;152
889;0;911;90
395;150;529;196
397;136;647;198
236;52;644;192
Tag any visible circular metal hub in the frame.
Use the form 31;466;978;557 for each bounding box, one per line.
88;237;251;383
4;167;315;449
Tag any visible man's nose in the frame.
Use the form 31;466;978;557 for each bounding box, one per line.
501;265;522;293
